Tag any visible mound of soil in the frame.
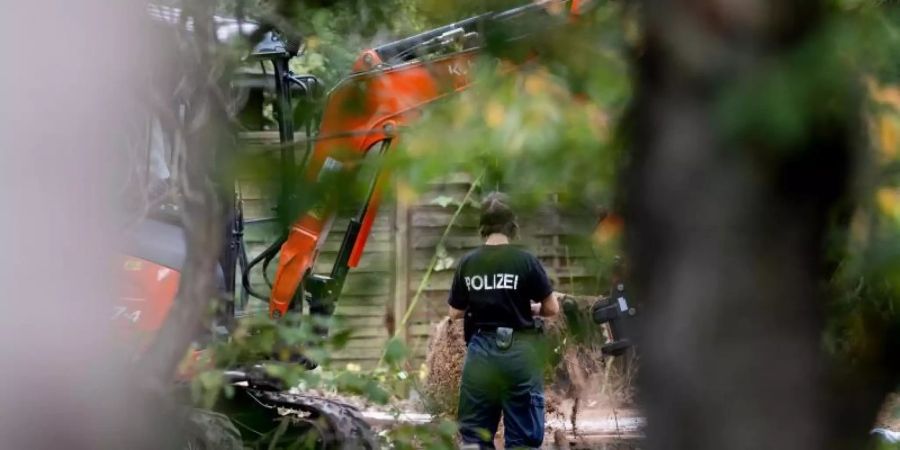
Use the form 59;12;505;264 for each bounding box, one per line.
422;317;467;416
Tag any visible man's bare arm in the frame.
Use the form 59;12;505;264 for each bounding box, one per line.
449;306;465;320
538;292;561;317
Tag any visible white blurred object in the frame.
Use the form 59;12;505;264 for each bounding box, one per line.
872;428;900;443
0;1;173;448
146;3;259;42
148;117;171;183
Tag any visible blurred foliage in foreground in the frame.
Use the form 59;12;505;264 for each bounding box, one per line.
177;0;900;446
824;4;900;371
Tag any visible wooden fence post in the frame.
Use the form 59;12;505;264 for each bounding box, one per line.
394;194;410;343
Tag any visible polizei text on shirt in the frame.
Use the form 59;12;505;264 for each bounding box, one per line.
464;273;519;291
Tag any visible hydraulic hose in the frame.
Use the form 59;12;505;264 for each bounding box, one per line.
261;245;278;288
241;233;286;301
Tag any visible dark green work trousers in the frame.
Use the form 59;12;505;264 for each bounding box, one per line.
457;330;546;449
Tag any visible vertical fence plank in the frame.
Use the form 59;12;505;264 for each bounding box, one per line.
393;194;410;343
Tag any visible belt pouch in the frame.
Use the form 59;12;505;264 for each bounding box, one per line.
496;327;513;350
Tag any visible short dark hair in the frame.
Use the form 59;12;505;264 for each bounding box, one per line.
479;192;518;239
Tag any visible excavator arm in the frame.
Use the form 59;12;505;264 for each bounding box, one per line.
262;0;591;318
268;50;479;317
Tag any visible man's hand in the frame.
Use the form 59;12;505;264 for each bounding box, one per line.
535;291;561;317
449;306;465;320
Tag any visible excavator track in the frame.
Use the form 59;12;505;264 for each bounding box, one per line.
244;389;379;450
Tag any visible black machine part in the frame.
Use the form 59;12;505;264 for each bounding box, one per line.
236;50;321;306
248;30;300;60
303;139;393;322
372;1;564;64
590;281;637;357
221;367;377;449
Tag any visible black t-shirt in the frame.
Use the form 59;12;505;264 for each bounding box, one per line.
448;244;553;331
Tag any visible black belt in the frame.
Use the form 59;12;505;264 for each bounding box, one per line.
465;319;545;343
474;326;541;335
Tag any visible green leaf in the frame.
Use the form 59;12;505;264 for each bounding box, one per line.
433;244;455;272
194;370;225;409
334;372;367;393
329;327;354;350
437;419;458;437
364;380;391;405
383;337;408;366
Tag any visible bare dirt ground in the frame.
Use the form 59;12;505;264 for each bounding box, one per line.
355;396;644;449
344;358;645;448
543;389;643;450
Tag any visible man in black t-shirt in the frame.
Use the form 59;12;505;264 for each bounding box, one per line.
448;192;559;449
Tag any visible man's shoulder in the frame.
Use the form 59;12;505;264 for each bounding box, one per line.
460;247;481;261
455;248;479;270
464;245;536;262
505;245;539;261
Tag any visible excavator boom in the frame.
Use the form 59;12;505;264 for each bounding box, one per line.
265;0;586;318
268;50;478;317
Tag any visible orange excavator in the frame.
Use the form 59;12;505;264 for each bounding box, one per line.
123;0;593;338
119;1;622;447
251;0;596;323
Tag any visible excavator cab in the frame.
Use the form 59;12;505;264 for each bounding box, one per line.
114;6;320;344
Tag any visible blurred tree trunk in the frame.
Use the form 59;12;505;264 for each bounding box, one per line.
0;0;219;448
133;2;236;447
139;1;231;385
625;1;894;449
